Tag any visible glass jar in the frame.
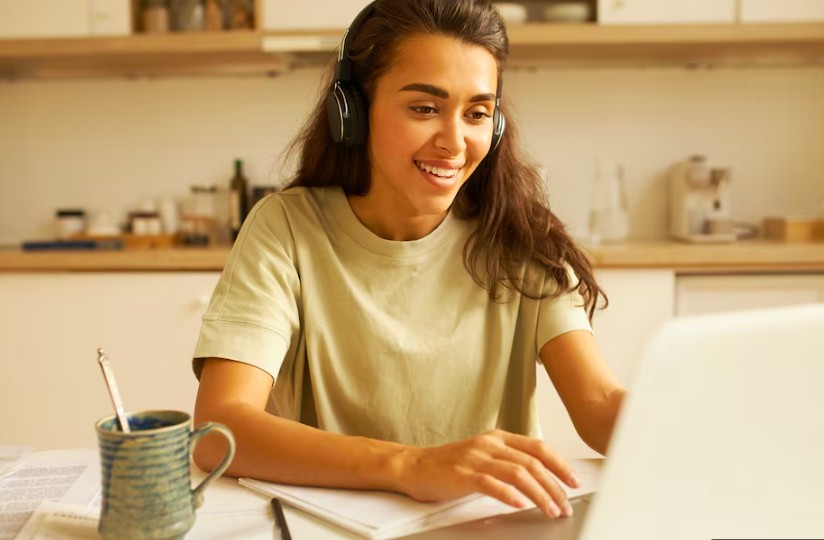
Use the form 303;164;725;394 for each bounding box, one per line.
227;0;254;29
180;185;217;246
55;209;87;239
142;0;170;33
170;0;205;31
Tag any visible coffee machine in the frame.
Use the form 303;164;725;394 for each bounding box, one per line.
668;155;736;242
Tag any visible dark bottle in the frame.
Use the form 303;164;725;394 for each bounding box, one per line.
229;159;249;241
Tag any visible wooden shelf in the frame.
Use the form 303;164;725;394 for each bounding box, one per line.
0;31;288;78
505;22;824;66
1;23;823;79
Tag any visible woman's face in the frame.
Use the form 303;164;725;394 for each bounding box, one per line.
359;33;499;240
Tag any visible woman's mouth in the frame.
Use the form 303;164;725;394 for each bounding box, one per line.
414;160;460;179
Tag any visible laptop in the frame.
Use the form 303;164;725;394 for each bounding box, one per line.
403;303;824;539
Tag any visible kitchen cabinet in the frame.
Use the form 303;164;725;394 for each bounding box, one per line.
261;0;371;30
0;272;220;450
536;269;675;458
598;0;736;24
675;273;824;316
740;0;824;23
0;0;91;39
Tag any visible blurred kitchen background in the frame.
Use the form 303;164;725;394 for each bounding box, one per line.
2;0;824;455
1;0;822;244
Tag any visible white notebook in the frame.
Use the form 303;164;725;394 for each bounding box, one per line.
239;459;600;539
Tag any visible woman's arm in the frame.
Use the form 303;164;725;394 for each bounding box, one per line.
194;357;581;518
540;330;626;455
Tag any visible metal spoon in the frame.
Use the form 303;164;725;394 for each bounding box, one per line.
97;347;130;433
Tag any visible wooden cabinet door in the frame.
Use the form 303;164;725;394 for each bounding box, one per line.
0;272;220;450
262;0;371;30
536;269;675;458
598;0;736;24
740;0;824;23
0;0;90;38
675;274;824;317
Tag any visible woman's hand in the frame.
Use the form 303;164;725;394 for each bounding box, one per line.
396;429;580;518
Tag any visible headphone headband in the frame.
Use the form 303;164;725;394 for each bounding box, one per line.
335;2;377;83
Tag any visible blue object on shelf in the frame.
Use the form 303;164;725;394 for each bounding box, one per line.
21;239;124;251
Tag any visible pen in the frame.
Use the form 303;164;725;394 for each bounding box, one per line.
271;498;292;540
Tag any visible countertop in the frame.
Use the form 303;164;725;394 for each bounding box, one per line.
1;240;824;273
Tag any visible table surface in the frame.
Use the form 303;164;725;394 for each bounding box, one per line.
13;457;602;540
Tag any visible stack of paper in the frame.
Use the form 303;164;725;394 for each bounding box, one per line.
239;459;601;539
0;448;100;540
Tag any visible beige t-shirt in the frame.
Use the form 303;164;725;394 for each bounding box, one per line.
193;186;592;446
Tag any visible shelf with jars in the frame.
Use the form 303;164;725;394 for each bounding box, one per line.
0;0;823;80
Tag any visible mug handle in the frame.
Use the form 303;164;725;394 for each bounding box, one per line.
189;422;236;509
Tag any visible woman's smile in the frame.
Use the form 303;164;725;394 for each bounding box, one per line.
414;159;464;189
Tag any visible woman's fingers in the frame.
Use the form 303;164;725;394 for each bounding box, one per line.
477;458;566;517
487;447;572;517
498;431;581;489
472;473;533;510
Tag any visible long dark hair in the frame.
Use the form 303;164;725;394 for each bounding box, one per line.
284;0;606;319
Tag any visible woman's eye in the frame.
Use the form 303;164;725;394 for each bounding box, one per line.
410;105;437;115
468;111;491;121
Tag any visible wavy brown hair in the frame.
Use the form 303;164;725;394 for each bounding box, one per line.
284;0;606;319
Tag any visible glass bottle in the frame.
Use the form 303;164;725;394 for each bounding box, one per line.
589;161;629;244
229;159;249;241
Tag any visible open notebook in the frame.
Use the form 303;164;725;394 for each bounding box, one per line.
238;459;601;539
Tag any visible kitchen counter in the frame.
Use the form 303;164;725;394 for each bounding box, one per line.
0;247;232;272
584;240;824;273
1;240;824;273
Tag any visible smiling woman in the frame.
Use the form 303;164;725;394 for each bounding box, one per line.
353;34;499;240
190;0;625;523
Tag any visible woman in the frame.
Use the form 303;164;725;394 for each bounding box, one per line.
192;0;625;519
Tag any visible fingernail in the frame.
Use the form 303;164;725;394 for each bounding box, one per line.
547;501;561;518
568;473;581;488
563;501;574;517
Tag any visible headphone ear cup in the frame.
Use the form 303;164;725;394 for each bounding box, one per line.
326;87;346;144
347;85;369;146
326;83;369;146
490;108;506;153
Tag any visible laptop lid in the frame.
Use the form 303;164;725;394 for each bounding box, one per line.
580;304;824;540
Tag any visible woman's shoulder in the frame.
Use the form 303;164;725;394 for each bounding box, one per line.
252;186;340;220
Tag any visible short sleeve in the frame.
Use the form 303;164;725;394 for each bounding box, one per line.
192;196;301;381
535;266;593;355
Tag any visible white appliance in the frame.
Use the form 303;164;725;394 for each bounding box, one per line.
668;155;736;243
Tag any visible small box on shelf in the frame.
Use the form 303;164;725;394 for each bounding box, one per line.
763;217;824;243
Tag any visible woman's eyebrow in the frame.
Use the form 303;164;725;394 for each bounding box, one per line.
399;83;495;103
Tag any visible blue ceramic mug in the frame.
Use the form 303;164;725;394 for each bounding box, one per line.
96;410;235;540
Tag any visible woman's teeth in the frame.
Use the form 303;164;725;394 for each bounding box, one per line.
415;161;459;178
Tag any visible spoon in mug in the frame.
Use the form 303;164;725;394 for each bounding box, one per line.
97;347;130;433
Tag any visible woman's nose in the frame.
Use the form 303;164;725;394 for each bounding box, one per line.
435;115;467;155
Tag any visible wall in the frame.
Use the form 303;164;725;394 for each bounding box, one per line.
1;65;823;244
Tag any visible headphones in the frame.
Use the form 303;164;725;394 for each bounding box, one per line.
325;1;506;153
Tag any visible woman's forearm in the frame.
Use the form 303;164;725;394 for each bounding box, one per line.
193;402;409;492
577;387;626;456
194;402;586;517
